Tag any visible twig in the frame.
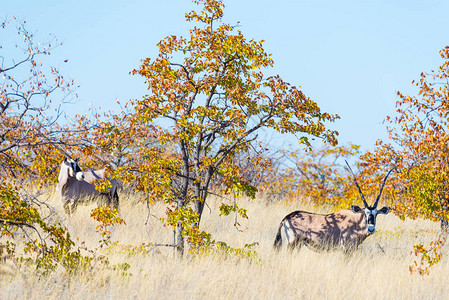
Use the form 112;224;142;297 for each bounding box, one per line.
0;219;46;257
144;199;160;226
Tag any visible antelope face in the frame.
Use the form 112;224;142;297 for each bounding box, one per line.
352;205;389;234
65;158;85;181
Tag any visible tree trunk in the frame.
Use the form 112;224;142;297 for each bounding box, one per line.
441;197;449;232
441;217;448;232
176;221;184;256
194;183;208;226
176;139;190;256
194;171;213;226
176;197;185;256
194;198;204;224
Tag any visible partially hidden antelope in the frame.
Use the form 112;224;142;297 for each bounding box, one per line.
56;157;119;214
274;163;394;253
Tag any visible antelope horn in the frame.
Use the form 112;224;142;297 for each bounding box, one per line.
373;167;396;208
53;142;74;161
345;160;368;208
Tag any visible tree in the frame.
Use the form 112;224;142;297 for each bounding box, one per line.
0;18;78;180
361;46;449;274
369;46;449;225
116;0;338;254
0;18;94;273
281;144;360;208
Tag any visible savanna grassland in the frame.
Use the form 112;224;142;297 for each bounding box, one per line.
2;1;449;299
1;192;448;300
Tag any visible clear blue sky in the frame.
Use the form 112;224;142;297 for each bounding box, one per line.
2;0;449;151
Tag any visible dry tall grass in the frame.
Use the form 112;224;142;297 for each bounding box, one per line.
1;191;449;299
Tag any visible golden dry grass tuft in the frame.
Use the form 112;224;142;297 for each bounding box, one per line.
1;191;449;299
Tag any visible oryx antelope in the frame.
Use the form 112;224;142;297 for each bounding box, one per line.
274;164;394;253
56;157;119;214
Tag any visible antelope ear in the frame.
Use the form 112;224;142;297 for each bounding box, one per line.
352;205;363;213
378;206;390;214
63;157;68;163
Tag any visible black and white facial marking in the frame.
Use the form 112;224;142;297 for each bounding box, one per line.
345;160;395;235
352;205;390;234
64;158;85;181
